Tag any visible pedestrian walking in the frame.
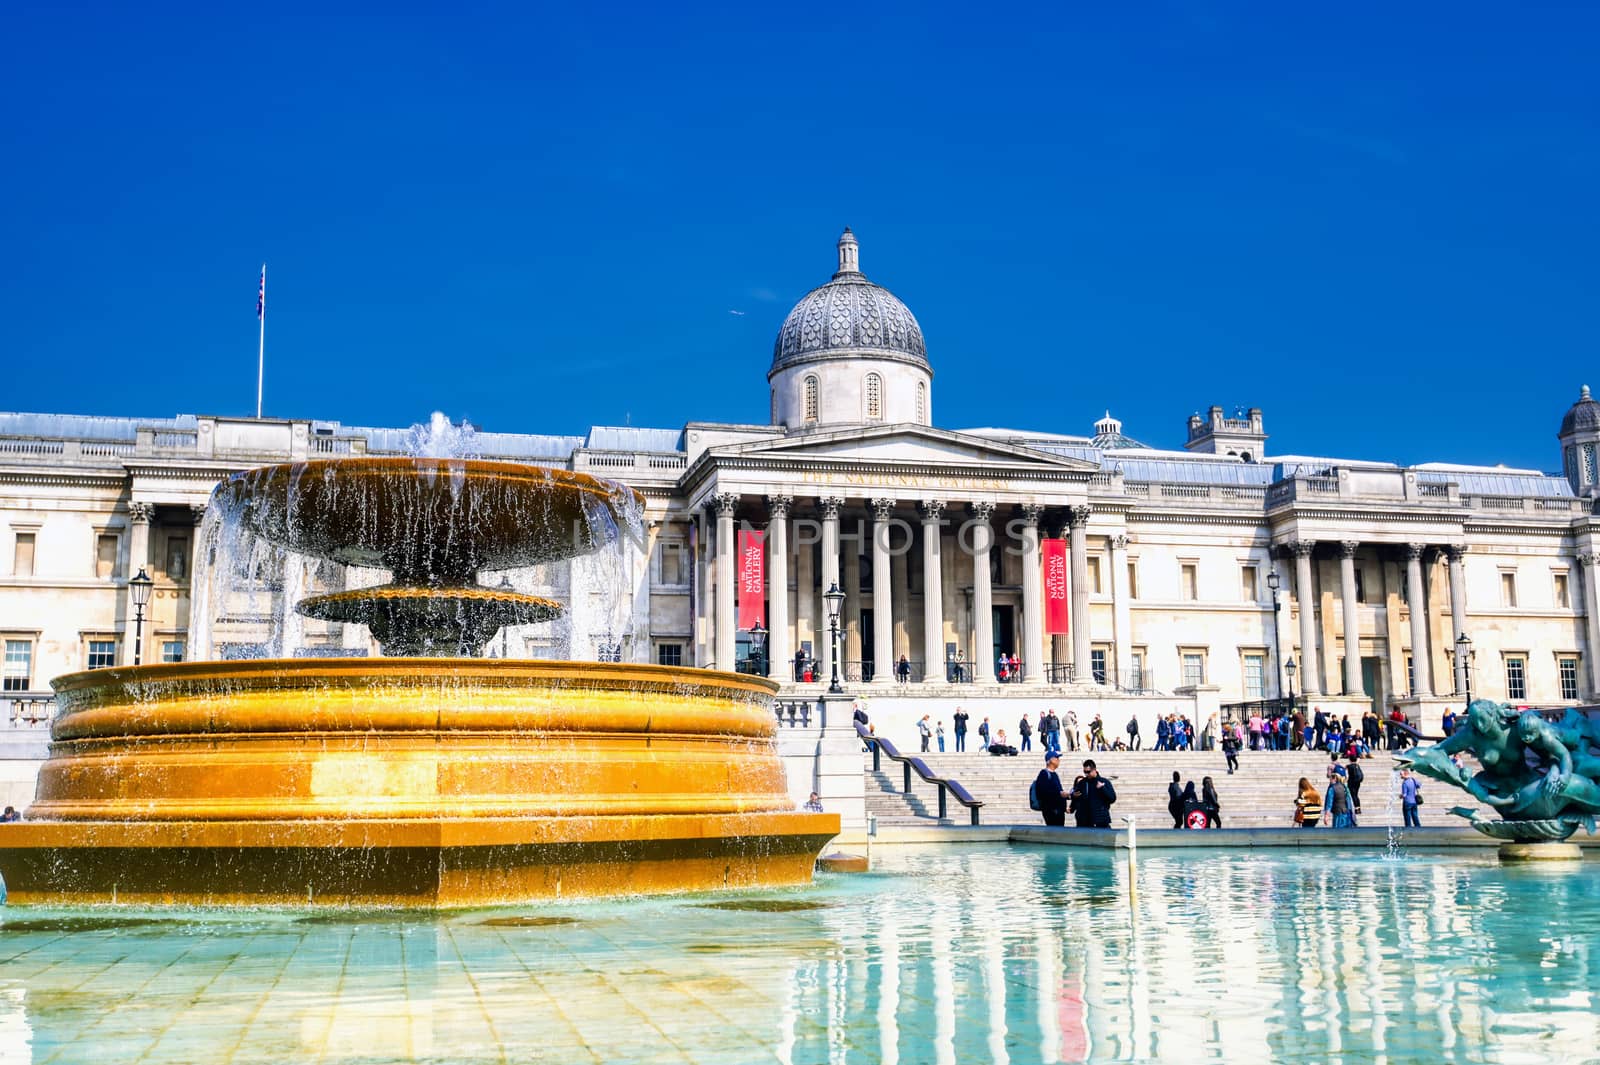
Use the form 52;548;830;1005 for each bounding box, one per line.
978;717;991;749
1222;729;1240;774
936;721;945;752
1019;713;1034;752
1126;715;1141;750
918;715;932;753
1293;778;1322;828
1345;753;1365;816
1201;776;1222;828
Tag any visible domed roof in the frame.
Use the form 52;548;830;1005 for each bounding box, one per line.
771;229;928;374
1090;411;1148;450
1560;385;1600;438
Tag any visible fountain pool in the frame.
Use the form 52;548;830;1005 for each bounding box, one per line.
1;843;1595;1063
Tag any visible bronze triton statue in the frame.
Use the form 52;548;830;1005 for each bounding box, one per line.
1400;699;1600;842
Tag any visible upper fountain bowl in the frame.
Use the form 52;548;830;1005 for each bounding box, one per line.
214;458;645;583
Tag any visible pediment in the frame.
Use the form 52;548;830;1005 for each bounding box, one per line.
706;423;1098;472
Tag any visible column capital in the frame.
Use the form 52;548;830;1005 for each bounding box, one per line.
1287;539;1317;558
128;501;156;524
1443;544;1468;563
1338;540;1360;559
713;492;739;517
766;495;794;518
818;496;844;519
968;501;996;521
1021;503;1047;526
1404;542;1427;562
1110;534;1130;551
918;499;945;523
1579;551;1600;568
189;504;208;526
869;497;896;523
1066;504;1092;529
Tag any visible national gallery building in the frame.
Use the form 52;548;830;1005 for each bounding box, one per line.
3;230;1599;737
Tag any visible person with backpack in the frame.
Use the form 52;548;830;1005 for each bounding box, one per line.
1126;715;1141;750
1222;728;1240;774
978;717;991;750
1033;754;1068;826
1324;767;1354;828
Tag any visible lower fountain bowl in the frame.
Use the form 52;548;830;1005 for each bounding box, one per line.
0;659;838;906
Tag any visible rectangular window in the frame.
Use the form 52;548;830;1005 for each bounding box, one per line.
166;536;188;581
161;640;185;664
1558;656;1579;701
1090;647;1107;685
1129;651;1145;691
658;542;684;585
1181;563;1198;601
1505;655;1527;701
13;533;35;577
657;643;683;667
1354;569;1366;604
1501;571;1518;608
96;534;119;579
1553;572;1570;610
87;639;118;669
3;639;32;691
1406;655;1415;696
1240;564;1258;602
1242;653;1265;699
1182;651;1205;687
1126;560;1139;599
1086;556;1102;595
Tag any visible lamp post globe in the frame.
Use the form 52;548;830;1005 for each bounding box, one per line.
129;568;154;666
822;582;845;694
1456;632;1474;706
748;621;768;677
1285;655;1297;704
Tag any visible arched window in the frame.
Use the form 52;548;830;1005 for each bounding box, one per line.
864;373;883;421
803;375;819;423
915;381;927;424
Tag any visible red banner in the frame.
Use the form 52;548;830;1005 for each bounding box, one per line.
1043;537;1069;634
737;529;766;628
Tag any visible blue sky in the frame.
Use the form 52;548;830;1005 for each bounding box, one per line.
3;4;1594;470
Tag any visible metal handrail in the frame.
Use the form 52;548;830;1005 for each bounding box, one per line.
858;722;984;825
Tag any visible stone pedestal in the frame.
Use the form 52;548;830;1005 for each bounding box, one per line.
1498;842;1584;863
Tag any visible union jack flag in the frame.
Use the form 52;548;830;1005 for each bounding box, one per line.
256;266;265;320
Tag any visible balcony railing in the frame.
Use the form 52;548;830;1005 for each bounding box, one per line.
2;692;57;728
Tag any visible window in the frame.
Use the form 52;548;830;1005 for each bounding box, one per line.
3;639;32;691
916;381;927;423
1090;647;1107;685
657;643;683;667
657;542;685;585
12;533;35;577
864;373;883;421
96;534;119;579
803;376;819;423
1242;652;1265;699
161;640;185;664
1129;651;1145;691
87;639;118;669
1127;560;1139;599
166;536;188;581
1504;655;1527;701
1406;655;1415;696
1558;656;1579;701
1087;556;1102;595
1240;564;1258;602
1181;651;1206;687
1180;562;1198;601
1501;571;1518;608
1354;568;1366;604
1554;572;1570;609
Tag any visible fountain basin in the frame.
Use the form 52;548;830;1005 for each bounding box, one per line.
0;660;837;906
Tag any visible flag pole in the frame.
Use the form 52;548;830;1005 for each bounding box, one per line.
256;264;266;418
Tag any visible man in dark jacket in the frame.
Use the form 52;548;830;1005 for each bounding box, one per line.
1167;770;1184;828
1071;759;1117;828
1035;754;1068;826
1313;707;1328;751
953;707;969;753
1019;713;1034;753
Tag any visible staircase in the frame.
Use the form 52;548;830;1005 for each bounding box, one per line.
866;748;1473;829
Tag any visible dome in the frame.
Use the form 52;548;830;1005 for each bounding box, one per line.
1090;411;1148;450
770;229;928;375
1559;384;1600;438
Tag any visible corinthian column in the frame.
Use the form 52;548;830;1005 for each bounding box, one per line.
1021;504;1047;685
1405;544;1432;696
919;499;945;684
1290;541;1322;696
870;498;895;686
1581;552;1600;698
766;496;792;680
714;493;738;671
124;501;155;665
1444;545;1468;696
1339;541;1363;695
970;502;995;681
1067;505;1092;682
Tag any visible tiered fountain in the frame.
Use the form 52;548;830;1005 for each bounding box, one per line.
0;453;836;905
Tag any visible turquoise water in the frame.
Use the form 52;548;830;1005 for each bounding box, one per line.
1;845;1597;1063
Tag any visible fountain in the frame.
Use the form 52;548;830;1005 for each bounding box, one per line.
0;449;837;905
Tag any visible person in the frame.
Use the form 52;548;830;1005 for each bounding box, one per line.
1441;707;1456;737
1363;709;1382;749
918;714;932;753
953;707;969;753
1222;727;1240;775
896;654;912;685
853;702;869;729
1035;755;1069;827
1291;708;1307;750
1248;712;1263;751
1089;714;1108;751
0;805;18;822
1345;752;1365;816
1324;767;1354;828
1293;778;1322;828
998;650;1010;683
989;729;1017;756
803;792;824;812
794;649;808;683
1313;706;1328;751
1063;710;1079;752
1070;759;1117;827
1009;653;1021;682
1201;776;1222;828
1126;715;1141;750
1399;767;1422;827
1042;709;1061;755
1019;713;1033;752
1167;771;1184;828
1068;775;1091;827
936;721;946;752
978;716;991;749
1180;781;1204;828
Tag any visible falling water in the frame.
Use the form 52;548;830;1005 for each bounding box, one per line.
1383;767;1405;860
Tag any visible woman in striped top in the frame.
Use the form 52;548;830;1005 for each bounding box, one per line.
1293;778;1322;828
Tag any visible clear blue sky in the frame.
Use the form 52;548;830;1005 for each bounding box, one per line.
3;4;1594;470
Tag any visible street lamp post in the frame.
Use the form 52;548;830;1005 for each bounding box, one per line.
748;621;768;677
823;582;845;695
1456;632;1474;707
1285;656;1297;705
129;568;154;665
1266;569;1283;706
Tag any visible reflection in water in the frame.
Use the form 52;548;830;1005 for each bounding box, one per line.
0;847;1595;1063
